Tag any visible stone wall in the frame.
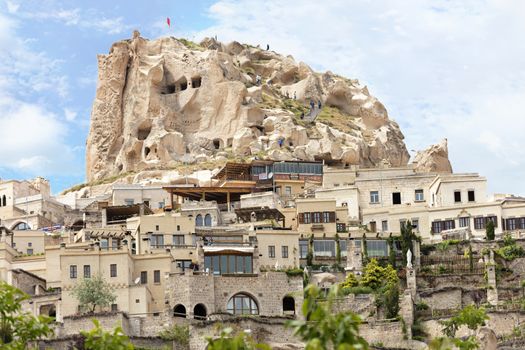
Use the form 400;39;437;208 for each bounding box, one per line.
56;312;130;337
165;272;303;318
422;311;525;340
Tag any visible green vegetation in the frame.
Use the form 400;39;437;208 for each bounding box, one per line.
335;233;342;267
434;305;489;350
316;106;360;134
306;235;314;267
284;268;304;277
485;221;495;241
400;221;418;266
288;285;369;350
158;324;190;346
178;38;204;51
0;281;53;348
81;319;134;350
415;301;429;311
496;234;525;261
436;239;461;252
340;272;359;290
72;274;117;314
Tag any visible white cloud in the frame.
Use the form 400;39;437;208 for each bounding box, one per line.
0;97;77;175
198;0;525;195
64;108;77;121
6;1;19;13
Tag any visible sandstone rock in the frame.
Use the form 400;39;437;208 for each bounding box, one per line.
412;139;453;174
86;32;410;181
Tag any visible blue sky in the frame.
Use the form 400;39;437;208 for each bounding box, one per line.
1;0;525;196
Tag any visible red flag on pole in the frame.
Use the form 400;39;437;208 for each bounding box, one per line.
167;17;171;27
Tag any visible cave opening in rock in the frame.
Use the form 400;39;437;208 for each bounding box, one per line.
177;76;188;91
137;121;152;140
145;147;151;157
191;76;202;88
165;84;176;94
213;138;223;150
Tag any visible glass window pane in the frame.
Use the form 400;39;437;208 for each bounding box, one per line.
245;256;252;273
212;256;220;274
204;256;211;272
220;255;228;274
236;256;244;273
228;255;235;274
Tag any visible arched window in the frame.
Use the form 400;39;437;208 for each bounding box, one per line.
2;194;6;207
227;293;259;315
196;214;203;227
193;303;207;320
283;296;295;315
173;304;187;318
204;214;212;227
13;222;30;231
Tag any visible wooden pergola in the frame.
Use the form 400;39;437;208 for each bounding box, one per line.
212;162;252;182
163;186;255;209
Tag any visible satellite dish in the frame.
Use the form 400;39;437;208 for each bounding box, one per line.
134;277;141;285
268;172;274;179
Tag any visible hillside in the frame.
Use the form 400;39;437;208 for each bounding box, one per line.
85;31;411;182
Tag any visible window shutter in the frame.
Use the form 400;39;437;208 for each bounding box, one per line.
329;212;336;223
298;213;304;224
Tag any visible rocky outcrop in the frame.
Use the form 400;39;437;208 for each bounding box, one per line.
412;139;453;173
86;31;410;181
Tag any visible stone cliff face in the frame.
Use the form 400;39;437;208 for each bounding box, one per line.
412;139;453;174
86;31;411;182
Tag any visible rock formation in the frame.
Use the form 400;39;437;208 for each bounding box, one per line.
86;31;411;182
412;139;453;174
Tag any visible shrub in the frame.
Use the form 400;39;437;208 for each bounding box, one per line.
340;272;358;289
341;286;373;296
159;324;190;346
486;221;495;241
416;301;430;311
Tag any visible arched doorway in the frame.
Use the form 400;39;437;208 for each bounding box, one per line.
227;293;259;315
193;303;207;320
173;304;187;318
39;304;56;319
283;296;295;315
204;214;212;227
195;214;203;227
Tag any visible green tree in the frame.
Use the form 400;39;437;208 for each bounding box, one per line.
362;233;368;263
306;234;314;267
400;221;416;266
335;233;342;267
387;235;396;268
360;259;384;290
81;319;134;350
485;221;495;241
288;285;369;350
434;305;489;350
339;272;358;289
0;281;53;349
205;327;269;350
72;274;116;313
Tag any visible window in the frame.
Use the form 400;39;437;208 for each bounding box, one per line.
412;219;419;230
100;238;108;249
459;217;470;228
367;240;388;257
28;242;32;247
150;234;164;248
268;245;276;258
83;265;91;279
140;271;147;284
285;186;292;196
227;294;259;315
112;239;119;250
415;189;424;202
370;191;379;203
454;191;461;203
381;220;388;232
303;213;311;224
312;212;322;223
392;192;401;205
110;264;117;277
195;214;203;226
323;212;330;223
176;260;192;271
204;255;252;275
340;239;348;257
172;235;185;246
468;190;475;202
155;225;160;231
111;304;118;312
282;246;289;258
336;223;347;232
124;199;134;205
474;216;498;230
159;202;165;209
299;240;308;259
204;214;212;227
431;220;455;234
27;249;33;255
313;240;335;257
176;225;180;231
70;265;77;279
154;270;161;284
